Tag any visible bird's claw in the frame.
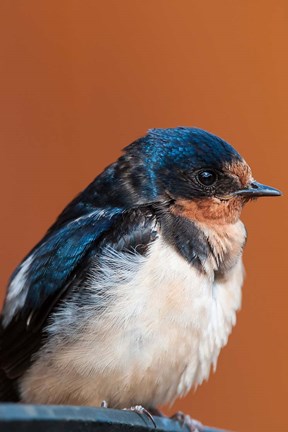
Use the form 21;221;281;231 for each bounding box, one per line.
101;401;156;428
170;411;203;432
123;405;157;428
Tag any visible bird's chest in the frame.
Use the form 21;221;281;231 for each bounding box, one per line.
80;231;243;406
37;226;245;407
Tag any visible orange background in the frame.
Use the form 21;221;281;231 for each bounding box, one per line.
0;2;287;431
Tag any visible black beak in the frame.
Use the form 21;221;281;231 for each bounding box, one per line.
233;181;282;198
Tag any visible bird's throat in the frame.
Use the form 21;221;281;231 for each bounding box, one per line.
170;199;247;275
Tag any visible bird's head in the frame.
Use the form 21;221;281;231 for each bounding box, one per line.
120;127;281;224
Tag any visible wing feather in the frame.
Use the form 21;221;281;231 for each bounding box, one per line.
0;208;122;380
0;205;159;389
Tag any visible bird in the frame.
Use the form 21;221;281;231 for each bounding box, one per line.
0;127;281;422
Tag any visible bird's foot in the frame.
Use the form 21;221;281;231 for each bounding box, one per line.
123;405;157;428
171;411;203;432
101;401;156;427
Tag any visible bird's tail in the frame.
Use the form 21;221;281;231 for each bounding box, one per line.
0;368;19;402
0;318;19;402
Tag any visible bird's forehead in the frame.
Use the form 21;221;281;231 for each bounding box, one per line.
223;160;253;186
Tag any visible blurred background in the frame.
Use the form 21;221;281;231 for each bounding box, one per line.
0;1;287;431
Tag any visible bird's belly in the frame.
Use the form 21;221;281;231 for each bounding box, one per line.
20;239;243;407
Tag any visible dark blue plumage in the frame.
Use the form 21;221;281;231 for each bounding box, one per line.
16;209;122;327
48;127;243;217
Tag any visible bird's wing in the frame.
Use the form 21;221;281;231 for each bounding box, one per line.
0;207;122;379
0;206;159;382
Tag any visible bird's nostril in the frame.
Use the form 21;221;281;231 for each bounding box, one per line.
250;182;259;189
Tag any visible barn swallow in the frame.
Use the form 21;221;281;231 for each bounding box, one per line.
0;128;281;425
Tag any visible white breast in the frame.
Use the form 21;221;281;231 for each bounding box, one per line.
20;235;244;408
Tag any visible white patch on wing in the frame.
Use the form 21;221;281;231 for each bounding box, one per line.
2;255;33;327
21;232;244;408
1;209;116;328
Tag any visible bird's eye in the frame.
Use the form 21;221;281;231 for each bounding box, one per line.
197;170;217;187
